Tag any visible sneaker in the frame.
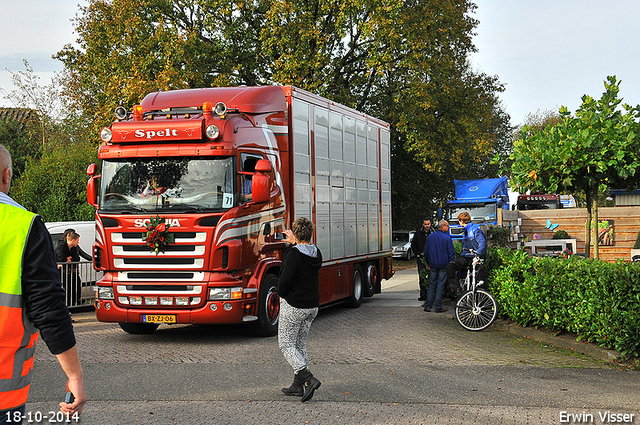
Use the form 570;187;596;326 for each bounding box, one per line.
423;306;431;312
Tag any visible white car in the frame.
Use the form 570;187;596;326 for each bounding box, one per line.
392;230;416;260
45;221;99;308
46;220;95;257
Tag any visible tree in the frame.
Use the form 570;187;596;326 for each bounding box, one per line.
0;118;42;180
0;60;65;149
509;76;640;259
56;0;511;226
1;61;99;222
11;140;97;222
519;109;562;133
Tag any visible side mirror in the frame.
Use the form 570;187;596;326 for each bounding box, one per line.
87;163;99;208
254;159;272;173
252;159;273;204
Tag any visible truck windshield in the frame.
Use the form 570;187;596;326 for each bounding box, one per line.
100;157;235;212
446;204;498;225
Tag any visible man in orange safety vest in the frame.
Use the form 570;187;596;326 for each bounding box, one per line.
0;144;86;423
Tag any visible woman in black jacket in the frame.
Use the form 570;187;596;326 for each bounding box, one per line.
278;217;323;402
56;229;92;262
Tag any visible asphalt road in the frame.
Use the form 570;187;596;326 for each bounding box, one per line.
25;268;639;424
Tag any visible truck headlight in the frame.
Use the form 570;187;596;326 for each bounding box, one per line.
205;124;220;140
100;127;112;142
208;287;243;300
98;287;114;299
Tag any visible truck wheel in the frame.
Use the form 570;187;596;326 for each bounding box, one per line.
346;264;363;308
254;274;280;337
118;322;159;334
364;261;378;297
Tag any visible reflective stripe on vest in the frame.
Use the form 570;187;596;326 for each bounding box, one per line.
0;202;39;410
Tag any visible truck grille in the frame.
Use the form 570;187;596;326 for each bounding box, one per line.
110;231;208;273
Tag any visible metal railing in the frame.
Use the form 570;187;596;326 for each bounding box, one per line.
58;261;103;309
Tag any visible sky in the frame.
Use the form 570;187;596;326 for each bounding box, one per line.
1;0;639;127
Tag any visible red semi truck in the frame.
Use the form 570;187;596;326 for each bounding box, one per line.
87;85;393;335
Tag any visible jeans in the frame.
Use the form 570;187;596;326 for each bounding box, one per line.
416;256;428;299
426;268;447;311
0;405;25;424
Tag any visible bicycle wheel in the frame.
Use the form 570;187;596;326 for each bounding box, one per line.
455;289;497;331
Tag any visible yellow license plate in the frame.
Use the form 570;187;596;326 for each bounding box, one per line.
143;314;176;324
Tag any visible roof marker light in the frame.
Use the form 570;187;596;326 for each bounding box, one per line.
133;105;143;121
203;102;213;118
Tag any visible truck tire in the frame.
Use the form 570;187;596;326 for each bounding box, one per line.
254;274;280;337
346;264;363;308
118;322;159;334
364;261;378;297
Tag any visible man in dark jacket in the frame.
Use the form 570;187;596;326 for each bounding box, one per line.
410;218;434;302
0;144;86;421
423;220;456;313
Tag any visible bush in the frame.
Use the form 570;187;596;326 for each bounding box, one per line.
552;230;570;239
487;226;511;247
489;250;640;358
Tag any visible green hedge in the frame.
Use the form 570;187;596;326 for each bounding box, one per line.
487;248;640;358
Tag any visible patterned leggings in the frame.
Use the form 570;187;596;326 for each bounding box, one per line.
278;298;318;373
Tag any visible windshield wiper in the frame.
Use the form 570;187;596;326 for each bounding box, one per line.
165;205;212;212
102;205;149;213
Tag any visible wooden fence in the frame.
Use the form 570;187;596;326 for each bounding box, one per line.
504;207;640;262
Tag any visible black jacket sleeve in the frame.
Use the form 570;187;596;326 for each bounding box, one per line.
54;239;69;263
78;245;92;261
22;217;76;355
277;248;301;299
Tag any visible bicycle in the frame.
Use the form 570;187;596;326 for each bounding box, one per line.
454;249;497;331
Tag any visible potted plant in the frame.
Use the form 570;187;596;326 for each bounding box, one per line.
632;232;640;260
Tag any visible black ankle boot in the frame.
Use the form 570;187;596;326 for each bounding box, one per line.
281;372;304;396
297;367;321;402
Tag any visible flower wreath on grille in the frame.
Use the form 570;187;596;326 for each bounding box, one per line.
143;215;175;255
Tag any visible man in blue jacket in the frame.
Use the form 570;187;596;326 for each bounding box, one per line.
423;220;456;313
445;211;487;298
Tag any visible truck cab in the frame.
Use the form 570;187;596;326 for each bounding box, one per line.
443;177;509;239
